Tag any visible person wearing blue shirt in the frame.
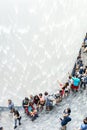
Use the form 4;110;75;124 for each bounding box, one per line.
79;117;87;130
8;99;14;113
72;76;80;86
60;108;72;130
60;115;71;130
71;75;80;91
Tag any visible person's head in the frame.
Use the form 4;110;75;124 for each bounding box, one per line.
60;90;62;93
75;74;78;78
44;92;48;96
65;82;69;87
69;76;72;79
25;97;29;101
8;99;12;105
85;66;87;69
29;102;33;106
67;108;71;113
77;56;81;60
29;95;33;99
39;93;43;97
34;95;39;99
83;117;87;124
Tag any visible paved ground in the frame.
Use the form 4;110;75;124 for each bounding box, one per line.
0;48;87;130
0;90;87;130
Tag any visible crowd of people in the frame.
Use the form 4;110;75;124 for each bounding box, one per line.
1;34;87;130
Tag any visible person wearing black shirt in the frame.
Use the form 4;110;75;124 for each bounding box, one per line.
0;127;3;130
13;108;21;129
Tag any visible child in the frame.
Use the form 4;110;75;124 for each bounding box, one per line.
63;108;71;117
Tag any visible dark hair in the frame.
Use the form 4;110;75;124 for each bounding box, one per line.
67;108;71;114
60;90;62;93
44;92;48;96
64;82;69;87
83;117;87;124
85;66;87;68
8;99;12;102
75;74;78;78
39;93;43;97
25;97;29;100
69;76;72;79
34;95;39;99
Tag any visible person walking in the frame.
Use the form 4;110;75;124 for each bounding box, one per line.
12;108;21;129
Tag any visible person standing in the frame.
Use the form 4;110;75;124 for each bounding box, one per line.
79;117;87;130
8;99;14;113
60;115;71;130
12;108;21;129
60;108;71;130
71;75;80;92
